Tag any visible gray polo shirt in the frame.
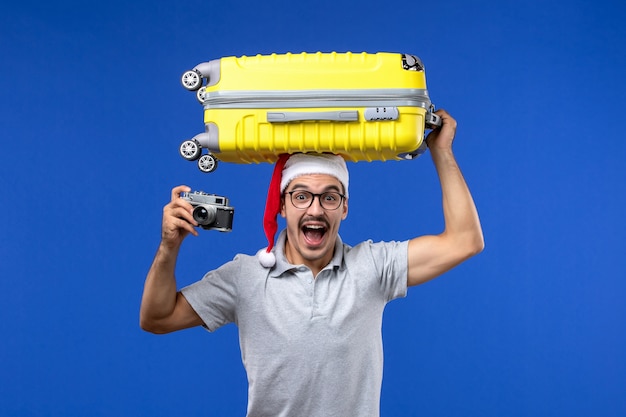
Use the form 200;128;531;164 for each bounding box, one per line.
181;231;408;417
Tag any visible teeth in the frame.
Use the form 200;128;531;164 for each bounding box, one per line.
306;225;324;229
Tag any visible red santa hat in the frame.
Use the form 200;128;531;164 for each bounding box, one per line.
258;153;349;267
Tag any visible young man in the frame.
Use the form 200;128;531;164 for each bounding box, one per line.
140;109;484;416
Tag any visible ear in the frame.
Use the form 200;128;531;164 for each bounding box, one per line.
280;196;286;218
341;198;348;220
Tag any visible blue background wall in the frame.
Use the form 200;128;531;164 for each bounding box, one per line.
1;0;624;415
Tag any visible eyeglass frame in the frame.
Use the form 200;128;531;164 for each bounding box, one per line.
283;190;346;210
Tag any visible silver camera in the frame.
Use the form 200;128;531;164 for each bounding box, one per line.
180;191;234;232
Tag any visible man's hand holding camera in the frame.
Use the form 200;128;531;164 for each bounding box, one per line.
161;185;199;250
161;185;235;251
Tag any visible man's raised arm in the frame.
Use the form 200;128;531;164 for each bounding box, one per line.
407;110;484;287
140;185;203;333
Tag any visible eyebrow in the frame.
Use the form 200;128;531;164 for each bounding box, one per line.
287;182;342;194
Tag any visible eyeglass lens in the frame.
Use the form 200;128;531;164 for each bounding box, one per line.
288;191;343;210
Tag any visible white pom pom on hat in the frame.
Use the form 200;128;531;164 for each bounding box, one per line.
258;153;349;267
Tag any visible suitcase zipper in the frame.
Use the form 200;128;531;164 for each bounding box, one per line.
201;89;432;109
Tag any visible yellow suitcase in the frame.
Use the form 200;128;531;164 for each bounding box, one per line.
179;52;441;173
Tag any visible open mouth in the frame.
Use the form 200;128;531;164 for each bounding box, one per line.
301;223;327;246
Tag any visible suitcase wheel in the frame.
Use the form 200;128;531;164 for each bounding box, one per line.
181;69;203;91
196;86;207;103
179;139;202;161
198;154;218;173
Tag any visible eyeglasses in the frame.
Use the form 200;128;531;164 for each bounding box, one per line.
284;190;346;210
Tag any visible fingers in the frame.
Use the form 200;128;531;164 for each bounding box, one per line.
426;109;457;150
166;185;195;222
434;109;457;131
164;203;198;229
163;210;199;238
162;185;199;243
171;185;191;202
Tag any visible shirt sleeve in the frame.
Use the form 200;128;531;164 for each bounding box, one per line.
353;240;408;302
180;256;241;332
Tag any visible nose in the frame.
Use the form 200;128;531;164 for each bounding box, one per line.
306;195;325;215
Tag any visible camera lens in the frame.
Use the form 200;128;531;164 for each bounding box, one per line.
193;205;216;225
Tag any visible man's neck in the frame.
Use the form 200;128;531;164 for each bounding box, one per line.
284;241;333;278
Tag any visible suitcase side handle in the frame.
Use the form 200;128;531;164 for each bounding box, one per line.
425;111;442;129
267;111;359;123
